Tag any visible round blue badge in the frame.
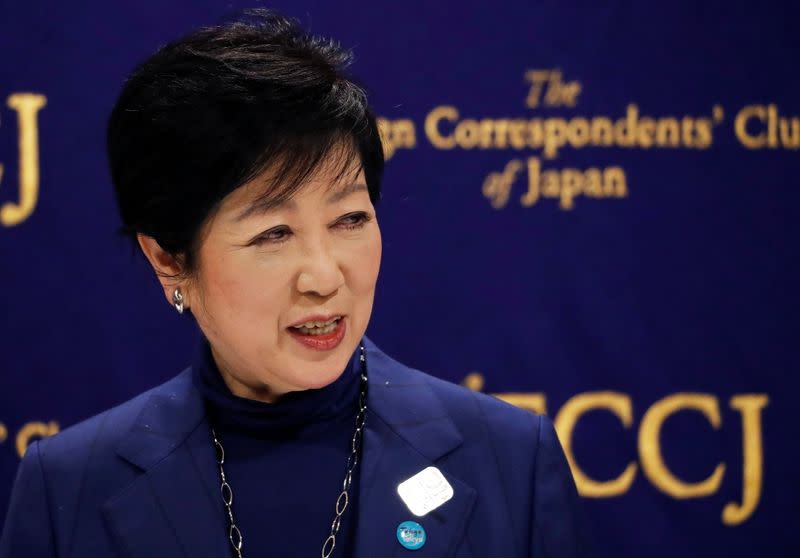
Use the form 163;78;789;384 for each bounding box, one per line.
396;520;426;550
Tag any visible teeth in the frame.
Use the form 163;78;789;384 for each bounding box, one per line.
292;317;340;335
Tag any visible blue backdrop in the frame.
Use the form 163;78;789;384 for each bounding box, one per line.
1;1;797;556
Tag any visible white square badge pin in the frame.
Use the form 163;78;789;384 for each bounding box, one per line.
397;466;454;517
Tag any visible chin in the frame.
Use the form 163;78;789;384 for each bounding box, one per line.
297;369;344;390
280;358;336;389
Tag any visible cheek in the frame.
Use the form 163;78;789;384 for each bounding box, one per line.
197;247;288;329
348;227;382;294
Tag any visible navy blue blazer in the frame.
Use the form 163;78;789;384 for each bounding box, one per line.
0;337;585;557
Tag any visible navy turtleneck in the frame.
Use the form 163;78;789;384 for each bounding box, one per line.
191;335;363;557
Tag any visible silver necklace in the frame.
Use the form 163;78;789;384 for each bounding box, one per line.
211;343;368;558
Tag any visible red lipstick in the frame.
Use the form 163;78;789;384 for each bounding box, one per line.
286;315;346;351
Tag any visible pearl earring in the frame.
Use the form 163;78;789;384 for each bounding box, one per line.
172;288;185;314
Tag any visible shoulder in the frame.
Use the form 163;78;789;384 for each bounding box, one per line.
420;366;543;438
367;340;545;455
33;368;194;475
2;369;202;554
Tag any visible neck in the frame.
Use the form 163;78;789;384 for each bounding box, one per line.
210;345;296;404
191;336;365;435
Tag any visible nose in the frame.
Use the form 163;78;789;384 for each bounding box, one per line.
296;240;345;298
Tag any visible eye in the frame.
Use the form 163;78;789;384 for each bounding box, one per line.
252;226;292;245
334;212;372;230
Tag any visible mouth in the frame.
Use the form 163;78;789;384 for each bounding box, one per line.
288;316;343;336
286;315;347;351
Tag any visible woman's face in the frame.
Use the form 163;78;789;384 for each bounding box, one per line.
187;158;381;402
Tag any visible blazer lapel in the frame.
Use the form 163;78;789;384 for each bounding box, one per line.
355;339;477;558
102;369;229;558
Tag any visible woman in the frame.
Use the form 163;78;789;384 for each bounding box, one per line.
0;10;585;558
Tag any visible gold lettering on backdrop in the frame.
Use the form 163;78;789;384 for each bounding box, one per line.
554;392;637;498
457;379;769;523
0;423;7;444
482;159;522;209
734;104;800;150
15;420;59;457
461;372;485;392
424;105;459;149
524;69;581;108
722;394;769;526
734;105;767;148
422;93;726;211
521;157;627;210
1;93;47;227
638;393;725;498
423;104;721;158
379;69;796;210
377;117;416;160
483;157;628;210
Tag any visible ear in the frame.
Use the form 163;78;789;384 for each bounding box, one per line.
137;233;190;310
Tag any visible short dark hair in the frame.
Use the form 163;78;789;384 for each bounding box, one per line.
107;9;384;272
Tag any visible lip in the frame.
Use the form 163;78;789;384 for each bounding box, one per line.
287;314;344;328
286;315;347;351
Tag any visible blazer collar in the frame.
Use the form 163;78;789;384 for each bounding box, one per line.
108;336;476;557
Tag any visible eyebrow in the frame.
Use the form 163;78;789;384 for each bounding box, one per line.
233;182;368;222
